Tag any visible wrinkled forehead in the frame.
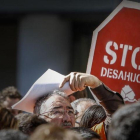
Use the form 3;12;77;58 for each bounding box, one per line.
40;95;72;113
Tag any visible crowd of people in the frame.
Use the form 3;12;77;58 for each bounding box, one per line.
0;72;139;140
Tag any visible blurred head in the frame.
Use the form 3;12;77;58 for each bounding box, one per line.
71;98;96;126
108;102;140;140
15;113;48;135
0;129;28;140
0;106;18;130
29;124;83;140
70;127;100;140
79;105;107;128
34;90;75;128
0;86;22;115
15;112;31;122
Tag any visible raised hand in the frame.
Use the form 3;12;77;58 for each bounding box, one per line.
59;72;102;91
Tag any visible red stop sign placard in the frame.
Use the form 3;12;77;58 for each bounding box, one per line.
87;1;140;103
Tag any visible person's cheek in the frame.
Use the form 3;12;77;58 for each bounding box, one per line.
51;118;62;126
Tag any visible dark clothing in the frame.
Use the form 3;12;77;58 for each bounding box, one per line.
90;83;124;137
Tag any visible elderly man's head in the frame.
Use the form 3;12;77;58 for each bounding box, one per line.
34;90;75;128
71;98;96;126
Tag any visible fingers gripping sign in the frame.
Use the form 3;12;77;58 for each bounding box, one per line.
59;72;102;91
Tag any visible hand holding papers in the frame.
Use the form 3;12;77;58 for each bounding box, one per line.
12;69;74;113
59;72;101;91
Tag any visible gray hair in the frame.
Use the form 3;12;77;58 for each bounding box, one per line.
33;90;69;114
71;98;96;112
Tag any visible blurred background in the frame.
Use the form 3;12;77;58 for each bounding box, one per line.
0;0;139;95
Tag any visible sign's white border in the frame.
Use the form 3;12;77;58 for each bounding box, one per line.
86;0;140;74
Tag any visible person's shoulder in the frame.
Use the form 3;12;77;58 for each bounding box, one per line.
91;122;104;132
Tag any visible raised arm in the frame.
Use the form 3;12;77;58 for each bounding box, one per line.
59;72;124;115
59;72;102;90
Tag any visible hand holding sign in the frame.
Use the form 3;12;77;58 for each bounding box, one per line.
87;1;140;103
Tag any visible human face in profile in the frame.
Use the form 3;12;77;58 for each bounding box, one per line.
40;95;75;128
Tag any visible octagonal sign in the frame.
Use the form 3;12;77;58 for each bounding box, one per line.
87;1;140;103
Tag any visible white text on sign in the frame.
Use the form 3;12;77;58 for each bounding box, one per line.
103;41;140;70
100;41;140;83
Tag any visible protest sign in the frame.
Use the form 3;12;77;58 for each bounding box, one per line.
87;1;140;103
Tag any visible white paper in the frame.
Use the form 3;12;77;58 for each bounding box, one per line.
12;69;74;113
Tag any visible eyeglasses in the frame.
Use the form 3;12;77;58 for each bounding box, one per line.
38;109;75;119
